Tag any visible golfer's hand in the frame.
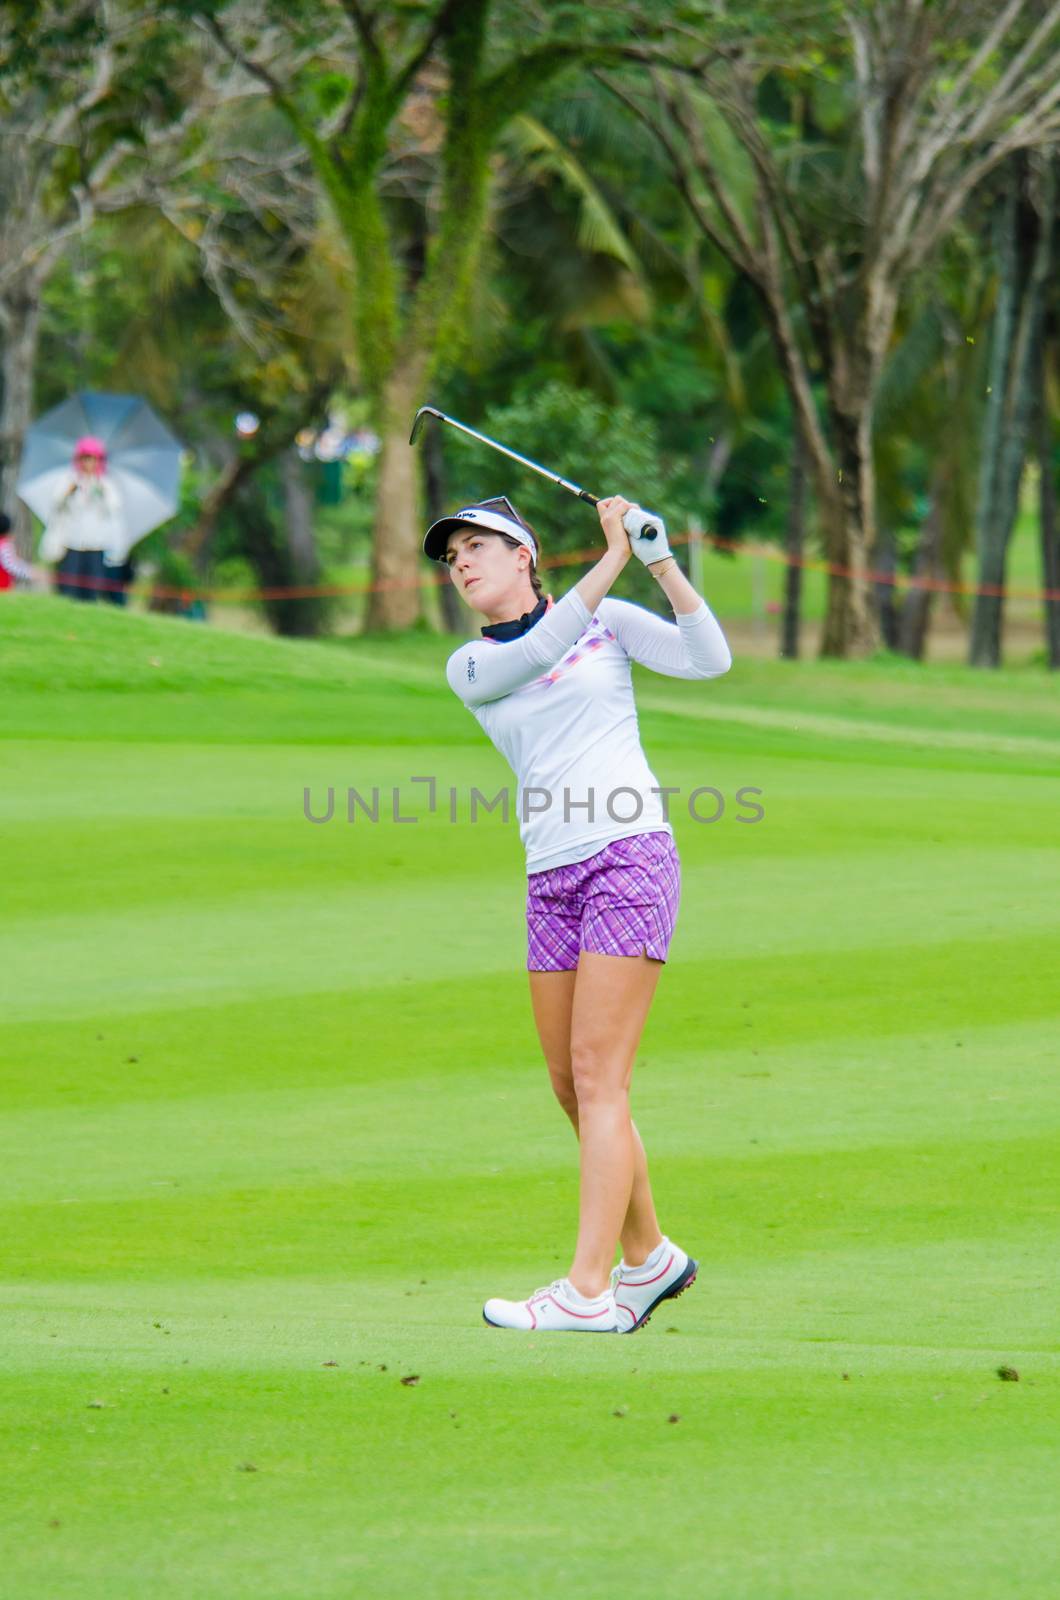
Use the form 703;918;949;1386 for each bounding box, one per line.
596;496;634;562
626;509;673;569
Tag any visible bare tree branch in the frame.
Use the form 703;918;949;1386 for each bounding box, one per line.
959;0;1060;144
848;14;881;190
605;70;759;281
389;0;462;103
336;0;383;67
706;72;818;295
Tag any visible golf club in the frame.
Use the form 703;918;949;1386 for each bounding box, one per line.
410;405;660;541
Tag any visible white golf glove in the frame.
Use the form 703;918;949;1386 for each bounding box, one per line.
623;506;672;568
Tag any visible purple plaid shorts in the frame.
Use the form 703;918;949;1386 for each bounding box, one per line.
526;830;681;971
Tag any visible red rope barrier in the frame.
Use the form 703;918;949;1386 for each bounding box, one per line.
32;530;1060;605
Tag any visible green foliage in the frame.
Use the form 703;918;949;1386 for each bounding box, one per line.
14;0;1060;655
444;379;675;608
504;115;640;274
0;3;105;88
143;539;201;601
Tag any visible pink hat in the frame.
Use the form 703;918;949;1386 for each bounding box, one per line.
73;435;107;459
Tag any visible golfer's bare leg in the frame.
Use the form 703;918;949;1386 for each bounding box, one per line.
618;1117;665;1267
529;967;663;1266
529;969;663;1270
566;952;663;1295
532;952;661;1296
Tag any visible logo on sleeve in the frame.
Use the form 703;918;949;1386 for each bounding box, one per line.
467;656;477;683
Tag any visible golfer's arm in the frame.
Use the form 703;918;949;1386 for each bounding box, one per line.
648;555;708;617
599;591;732;679
571;546;630;616
445;589;586;707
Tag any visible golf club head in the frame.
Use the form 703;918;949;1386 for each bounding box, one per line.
409;405;445;446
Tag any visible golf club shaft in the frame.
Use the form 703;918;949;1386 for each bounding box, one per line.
410;406;659;538
413;407;597;503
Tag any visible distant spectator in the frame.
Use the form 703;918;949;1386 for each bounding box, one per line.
40;436;131;604
0;511;43;591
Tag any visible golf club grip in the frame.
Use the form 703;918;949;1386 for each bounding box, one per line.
622;510;659;541
583;491;657;536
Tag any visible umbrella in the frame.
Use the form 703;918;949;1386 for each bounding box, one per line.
17;391;183;564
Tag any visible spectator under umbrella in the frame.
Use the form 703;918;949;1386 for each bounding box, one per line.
39;436;131;604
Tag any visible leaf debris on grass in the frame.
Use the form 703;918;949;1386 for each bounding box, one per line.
996;1365;1020;1382
7;596;1059;1593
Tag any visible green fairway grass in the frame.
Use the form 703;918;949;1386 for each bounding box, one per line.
2;594;1058;1599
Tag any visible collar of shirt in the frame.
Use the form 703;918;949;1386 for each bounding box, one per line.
480;593;551;642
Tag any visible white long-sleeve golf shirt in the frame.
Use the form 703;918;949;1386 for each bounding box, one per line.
446;588;732;873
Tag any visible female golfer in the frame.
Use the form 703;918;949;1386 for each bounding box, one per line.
423;492;732;1333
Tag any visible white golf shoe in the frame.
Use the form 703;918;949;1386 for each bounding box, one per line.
611;1238;698;1333
483;1277;618;1332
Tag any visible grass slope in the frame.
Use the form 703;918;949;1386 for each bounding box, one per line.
2;596;1059;1599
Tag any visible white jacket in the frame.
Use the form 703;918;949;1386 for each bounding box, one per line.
40;473;124;562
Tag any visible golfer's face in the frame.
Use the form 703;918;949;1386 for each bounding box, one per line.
446;531;513;607
75;454;102;475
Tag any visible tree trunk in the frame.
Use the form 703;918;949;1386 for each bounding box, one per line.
423;413;462;633
969;179;1022;667
279;447;326;637
364;355;428;632
970;155;1054;668
228;466;325;638
282;447;319;581
1037;343;1060;670
704;428;733;543
232;475;287;632
898;486;944;660
780;423;805;659
0;283;43;559
816;407;878;658
182;453;259;571
872;522;900;650
753;281;878;658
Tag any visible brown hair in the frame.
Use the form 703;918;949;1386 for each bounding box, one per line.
497;531;543;599
477;498;543;600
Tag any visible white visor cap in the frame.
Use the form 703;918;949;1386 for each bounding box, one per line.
423;504;538;566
